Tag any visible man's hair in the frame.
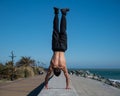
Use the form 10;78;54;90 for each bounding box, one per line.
53;68;61;77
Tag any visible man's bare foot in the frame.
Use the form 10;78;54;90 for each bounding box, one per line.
66;86;71;89
45;85;48;89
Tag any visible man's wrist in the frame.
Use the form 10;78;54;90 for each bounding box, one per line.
45;84;48;89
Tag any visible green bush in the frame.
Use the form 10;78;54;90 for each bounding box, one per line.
24;69;30;78
32;67;39;75
16;68;25;78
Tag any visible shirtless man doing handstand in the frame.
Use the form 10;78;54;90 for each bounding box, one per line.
45;7;70;89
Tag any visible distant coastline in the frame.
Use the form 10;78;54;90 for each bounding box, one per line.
68;68;120;89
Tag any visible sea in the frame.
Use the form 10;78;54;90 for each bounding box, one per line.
72;69;120;82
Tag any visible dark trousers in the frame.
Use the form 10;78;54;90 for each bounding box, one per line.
52;14;67;52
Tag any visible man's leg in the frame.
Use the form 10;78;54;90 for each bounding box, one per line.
52;7;60;51
59;9;70;86
59;8;69;52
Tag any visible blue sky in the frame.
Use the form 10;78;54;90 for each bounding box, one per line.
0;0;120;68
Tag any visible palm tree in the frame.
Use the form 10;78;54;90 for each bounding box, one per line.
16;56;35;67
16;56;36;78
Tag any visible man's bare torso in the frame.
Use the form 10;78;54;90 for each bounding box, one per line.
51;52;66;70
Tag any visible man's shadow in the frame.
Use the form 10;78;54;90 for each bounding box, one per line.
27;76;53;96
27;82;45;96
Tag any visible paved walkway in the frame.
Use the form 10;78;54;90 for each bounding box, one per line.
38;73;120;96
1;73;120;96
71;75;120;96
38;72;79;96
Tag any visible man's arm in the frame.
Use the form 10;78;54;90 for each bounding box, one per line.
45;64;52;89
62;66;70;89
